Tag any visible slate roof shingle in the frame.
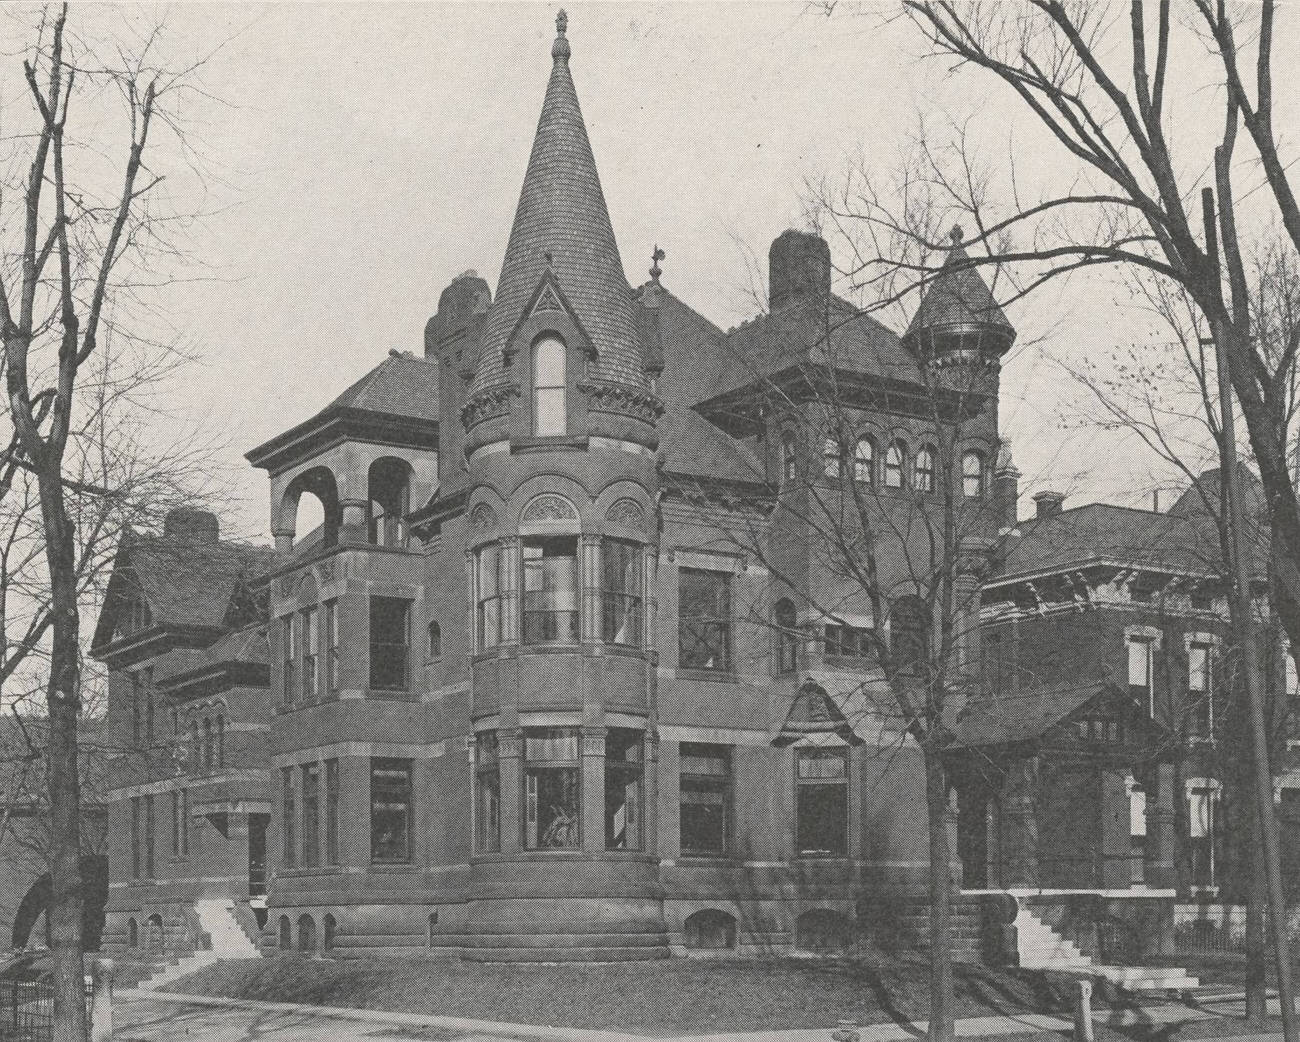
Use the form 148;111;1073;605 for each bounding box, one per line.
127;535;274;631
325;352;439;422
903;240;1016;353
953;681;1107;747
473;25;646;395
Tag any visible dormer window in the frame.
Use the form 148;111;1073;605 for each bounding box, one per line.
533;336;567;436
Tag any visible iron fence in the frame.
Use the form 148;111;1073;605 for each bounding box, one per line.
0;978;95;1042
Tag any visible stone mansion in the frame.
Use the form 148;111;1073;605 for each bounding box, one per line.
91;13;1300;966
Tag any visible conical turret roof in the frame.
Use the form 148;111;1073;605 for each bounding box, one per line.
473;12;644;393
903;228;1016;357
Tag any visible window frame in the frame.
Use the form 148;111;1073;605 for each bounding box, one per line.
281;614;297;706
522;535;580;646
323;600;340;694
913;445;936;493
324;758;340;865
523;728;581;851
853;436;874;485
281;767;296;868
795;746;849;859
368;596;411;692
774;599;799;674
677;567;734;674
884;441;905;489
476;543;504;651
1127;636;1156;717
369;757;413;864
679;743;730;857
532;336;568;437
822;435;843;479
474;732;501;854
301;606;319;702
605;728;643;851
962;451;985;498
601;538;644;646
780;431;797;485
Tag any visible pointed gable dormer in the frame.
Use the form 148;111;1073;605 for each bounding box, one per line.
902;226;1016;364
463;12;660;454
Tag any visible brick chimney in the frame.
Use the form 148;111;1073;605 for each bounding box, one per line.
769;229;831;312
1033;491;1065;518
163;508;219;543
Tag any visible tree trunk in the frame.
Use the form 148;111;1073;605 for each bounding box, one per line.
925;748;954;1042
1244;795;1268;1026
39;463;87;1042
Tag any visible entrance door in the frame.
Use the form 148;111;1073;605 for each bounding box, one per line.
1038;764;1101;888
248;813;269;898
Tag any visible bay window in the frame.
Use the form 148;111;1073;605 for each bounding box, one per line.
476;543;504;650
796;747;848;858
523;537;579;645
524;728;580;849
602;540;643;645
605;729;643;850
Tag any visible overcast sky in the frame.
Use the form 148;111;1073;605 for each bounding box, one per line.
12;2;1295;543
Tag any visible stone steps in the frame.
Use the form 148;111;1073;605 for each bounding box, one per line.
464;944;671;962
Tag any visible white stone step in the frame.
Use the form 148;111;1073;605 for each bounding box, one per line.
193;899;260;959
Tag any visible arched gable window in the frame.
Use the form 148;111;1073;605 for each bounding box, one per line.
885;442;905;489
533;337;567;436
962;451;985;498
781;432;797;485
853;437;874;485
822;436;843;479
913;446;936;493
774;598;798;674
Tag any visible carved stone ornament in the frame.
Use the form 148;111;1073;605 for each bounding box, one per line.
316;559;335;585
276;573;304;598
532;284;563;314
470;503;498;532
461;382;520;429
521;493;579;523
606;497;645;527
578;380;664;423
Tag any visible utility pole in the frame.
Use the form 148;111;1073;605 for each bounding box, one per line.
1203;186;1297;1041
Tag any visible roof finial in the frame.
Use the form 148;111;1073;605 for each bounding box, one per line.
553;10;570;60
950;224;964;246
650;245;665;283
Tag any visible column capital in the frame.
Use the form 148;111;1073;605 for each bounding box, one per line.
580;728;606;757
497;729;522;759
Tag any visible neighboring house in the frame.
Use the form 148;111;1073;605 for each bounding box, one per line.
89;13;1300;966
962;476;1300;904
0;716;109;952
91;510;274;958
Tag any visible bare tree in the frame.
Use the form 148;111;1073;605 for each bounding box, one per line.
0;8;216;1038
804;5;1300;1032
661;228;1015;1039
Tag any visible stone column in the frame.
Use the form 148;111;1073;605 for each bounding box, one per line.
581;535;603;644
581;728;606;853
1144;761;1177;889
499;538;521;646
642;732;659;855
1002;757;1039;888
498;730;522;855
339;499;368;544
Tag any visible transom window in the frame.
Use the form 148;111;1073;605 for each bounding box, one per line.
523;537;579;645
533;337;567;436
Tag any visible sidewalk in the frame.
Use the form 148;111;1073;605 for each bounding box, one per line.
113;987;1274;1042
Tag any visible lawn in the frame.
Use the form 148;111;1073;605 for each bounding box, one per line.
161;955;1181;1034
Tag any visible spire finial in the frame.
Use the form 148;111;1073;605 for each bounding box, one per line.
650;245;665;283
553;10;570;59
949;225;964;246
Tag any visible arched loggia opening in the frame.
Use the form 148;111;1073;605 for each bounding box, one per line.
280;467;340;551
368;458;411;548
